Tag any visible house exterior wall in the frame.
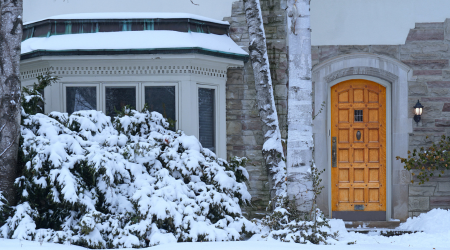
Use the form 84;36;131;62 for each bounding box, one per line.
228;0;450;219
311;19;450;219
20;54;244;160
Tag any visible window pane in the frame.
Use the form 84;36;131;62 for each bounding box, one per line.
105;86;136;117
145;86;176;130
66;87;97;114
198;88;215;152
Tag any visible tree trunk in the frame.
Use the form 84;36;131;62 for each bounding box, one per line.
0;0;23;204
286;0;314;213
243;0;287;206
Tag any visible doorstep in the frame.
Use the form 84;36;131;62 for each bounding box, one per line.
345;221;401;229
344;221;421;236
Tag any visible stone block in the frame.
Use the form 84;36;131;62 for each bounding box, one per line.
242;135;256;145
422;43;448;53
445;18;450;40
413;70;442;76
435;119;450;127
430;196;450;206
226;88;240;99
319;46;338;61
429;88;450;96
242;120;262;130
226;121;242;135
408;197;430;211
408;82;428;95
227;100;243;110
370;45;399;58
409;134;434;145
422;97;450;102
338;45;369;54
402;59;448;69
241;89;257;100
427;81;450;88
406;29;444;42
227;135;243;145
410;53;442;60
241;100;256;110
443;70;450;79
438;182;450;192
413;127;445;132
409;186;435;196
443;103;450;112
274;85;287;99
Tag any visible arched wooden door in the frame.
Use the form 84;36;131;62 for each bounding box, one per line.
331;79;386;221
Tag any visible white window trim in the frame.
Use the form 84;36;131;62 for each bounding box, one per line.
196;83;220;155
62;83;100;113
102;82;140;115
141;82;180;130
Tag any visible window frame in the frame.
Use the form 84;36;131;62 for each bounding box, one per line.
196;83;219;154
62;83;100;114
141;82;179;130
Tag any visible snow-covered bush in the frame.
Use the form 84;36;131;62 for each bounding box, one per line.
250;164;338;244
0;106;256;248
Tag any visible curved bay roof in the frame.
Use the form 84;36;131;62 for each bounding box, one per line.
21;12;247;61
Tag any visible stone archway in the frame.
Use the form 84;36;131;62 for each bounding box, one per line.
312;53;413;221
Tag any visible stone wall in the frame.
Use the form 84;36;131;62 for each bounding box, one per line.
225;0;288;218
312;19;450;217
227;1;450;219
409;170;450;217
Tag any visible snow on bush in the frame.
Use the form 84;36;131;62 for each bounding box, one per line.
397;208;450;234
0;108;256;248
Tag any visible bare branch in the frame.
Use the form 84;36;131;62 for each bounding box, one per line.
190;0;199;5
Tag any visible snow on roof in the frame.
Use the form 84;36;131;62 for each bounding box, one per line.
24;12;229;26
21;30;248;57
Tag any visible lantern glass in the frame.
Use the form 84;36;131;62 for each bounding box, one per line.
415;107;422;116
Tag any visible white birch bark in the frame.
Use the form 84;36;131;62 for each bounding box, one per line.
243;0;287;205
0;0;23;204
286;0;314;212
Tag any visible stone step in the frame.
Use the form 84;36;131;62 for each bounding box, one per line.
346;229;421;237
345;221;401;229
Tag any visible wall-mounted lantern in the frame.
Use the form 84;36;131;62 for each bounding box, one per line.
413;100;424;124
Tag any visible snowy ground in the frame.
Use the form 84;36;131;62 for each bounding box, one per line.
2;208;449;250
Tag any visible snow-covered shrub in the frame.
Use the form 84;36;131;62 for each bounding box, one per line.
251;164;338;244
0;107;256;248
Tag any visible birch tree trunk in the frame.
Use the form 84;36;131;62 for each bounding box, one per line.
0;0;23;204
243;0;287;205
286;0;314;213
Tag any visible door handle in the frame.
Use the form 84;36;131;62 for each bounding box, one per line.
332;137;337;168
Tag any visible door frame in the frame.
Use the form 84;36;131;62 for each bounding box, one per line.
327;75;392;221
